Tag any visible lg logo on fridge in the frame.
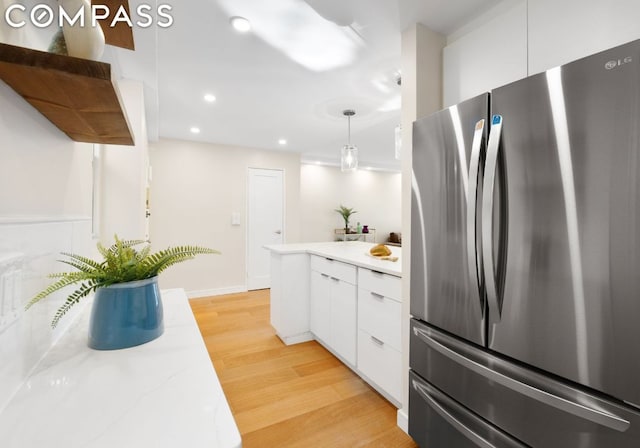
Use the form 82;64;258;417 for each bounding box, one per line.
605;57;632;70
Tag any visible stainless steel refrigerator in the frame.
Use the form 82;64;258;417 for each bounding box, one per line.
409;39;640;447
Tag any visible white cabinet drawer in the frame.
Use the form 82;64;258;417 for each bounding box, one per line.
310;255;356;284
358;267;401;301
358;287;401;351
357;329;402;405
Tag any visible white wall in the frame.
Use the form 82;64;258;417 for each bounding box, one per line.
0;84;94;216
149;139;301;295
99;80;149;243
443;0;640;105
299;164;401;244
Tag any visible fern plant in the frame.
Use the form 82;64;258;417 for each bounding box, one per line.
335;204;357;234
26;236;219;328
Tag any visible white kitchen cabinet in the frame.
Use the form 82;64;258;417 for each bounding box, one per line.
330;278;357;365
309;270;331;342
309;255;357;366
358;329;402;404
265;242;403;408
443;1;527;106
270;252;313;345
357;267;403;405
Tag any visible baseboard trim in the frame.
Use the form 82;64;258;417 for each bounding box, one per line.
397;408;409;434
276;331;314;346
187;286;248;299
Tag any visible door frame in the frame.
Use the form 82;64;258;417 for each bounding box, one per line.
246;167;286;290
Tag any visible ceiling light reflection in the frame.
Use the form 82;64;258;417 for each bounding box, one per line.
218;0;362;71
230;16;251;32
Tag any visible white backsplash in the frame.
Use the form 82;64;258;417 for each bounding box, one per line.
0;253;23;333
0;218;93;411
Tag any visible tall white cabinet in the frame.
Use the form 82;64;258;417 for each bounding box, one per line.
443;0;640;107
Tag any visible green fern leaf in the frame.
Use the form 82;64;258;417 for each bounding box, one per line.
28;236;219;328
50;282;96;328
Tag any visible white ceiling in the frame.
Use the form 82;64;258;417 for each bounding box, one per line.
113;0;499;170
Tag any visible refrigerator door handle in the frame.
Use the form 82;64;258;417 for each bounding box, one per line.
467;119;485;318
481;115;503;320
413;325;631;432
411;378;526;448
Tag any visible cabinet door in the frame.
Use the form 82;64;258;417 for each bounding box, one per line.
309;270;331;343
330;278;357;366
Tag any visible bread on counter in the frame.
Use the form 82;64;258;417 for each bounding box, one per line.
370;244;392;257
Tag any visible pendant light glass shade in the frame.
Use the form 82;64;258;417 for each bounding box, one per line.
341;109;358;172
341;144;358;171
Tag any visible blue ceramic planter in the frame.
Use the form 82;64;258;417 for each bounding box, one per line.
88;276;164;350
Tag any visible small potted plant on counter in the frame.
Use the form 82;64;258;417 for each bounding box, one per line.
335;204;357;236
26;236;218;350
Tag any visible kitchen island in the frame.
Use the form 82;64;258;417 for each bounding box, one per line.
0;289;241;448
265;241;403;406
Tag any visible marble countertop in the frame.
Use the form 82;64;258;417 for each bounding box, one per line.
0;289;241;448
265;241;402;277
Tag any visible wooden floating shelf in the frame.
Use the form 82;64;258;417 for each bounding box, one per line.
0;43;134;146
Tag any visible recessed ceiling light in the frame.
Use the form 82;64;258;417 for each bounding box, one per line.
190;127;201;134
204;94;216;103
278;139;287;145
230;16;251;32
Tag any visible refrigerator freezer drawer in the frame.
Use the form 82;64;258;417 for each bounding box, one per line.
410;319;640;447
409;371;527;448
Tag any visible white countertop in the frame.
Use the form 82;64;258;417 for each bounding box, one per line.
0;289;241;448
265;241;402;277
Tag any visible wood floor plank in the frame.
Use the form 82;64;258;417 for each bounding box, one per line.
190;290;417;448
228;365;354;413
242;391;391;447
234;384;344;434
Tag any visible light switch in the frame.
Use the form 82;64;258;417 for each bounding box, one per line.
231;212;241;226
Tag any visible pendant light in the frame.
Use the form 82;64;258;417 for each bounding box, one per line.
341;109;358;172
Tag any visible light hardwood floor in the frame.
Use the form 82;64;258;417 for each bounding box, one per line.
190;289;418;448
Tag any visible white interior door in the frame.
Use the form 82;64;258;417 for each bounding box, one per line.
247;168;284;290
